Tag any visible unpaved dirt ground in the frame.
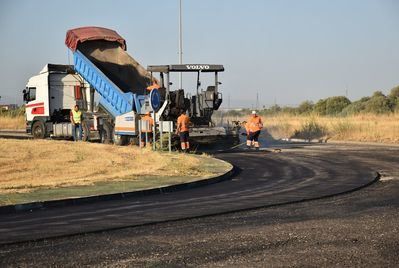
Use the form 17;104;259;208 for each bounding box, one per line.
1;178;398;267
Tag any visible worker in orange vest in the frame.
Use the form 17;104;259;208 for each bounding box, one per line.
140;112;154;148
176;110;191;152
245;110;263;150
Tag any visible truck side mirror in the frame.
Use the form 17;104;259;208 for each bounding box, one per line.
22;89;28;102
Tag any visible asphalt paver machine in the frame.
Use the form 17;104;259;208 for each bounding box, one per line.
147;64;239;145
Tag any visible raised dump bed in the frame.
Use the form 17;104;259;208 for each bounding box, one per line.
72;50;134;117
78;40;152;95
66;27;154;117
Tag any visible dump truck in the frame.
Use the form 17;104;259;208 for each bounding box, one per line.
24;27;160;143
23;26;239;145
23;64;109;141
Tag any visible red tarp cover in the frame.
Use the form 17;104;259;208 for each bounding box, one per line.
65;26;127;51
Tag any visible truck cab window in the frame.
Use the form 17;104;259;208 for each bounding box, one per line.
28;87;36;101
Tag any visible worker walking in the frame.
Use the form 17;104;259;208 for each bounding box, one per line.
70;104;83;141
245;110;263;150
176;110;191;152
140;112;154;148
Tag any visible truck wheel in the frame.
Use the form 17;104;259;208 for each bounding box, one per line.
32;121;46;139
101;121;113;144
82;121;90;142
114;134;128;146
131;136;139;146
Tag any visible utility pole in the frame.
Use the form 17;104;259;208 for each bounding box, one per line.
178;0;183;89
256;92;259;110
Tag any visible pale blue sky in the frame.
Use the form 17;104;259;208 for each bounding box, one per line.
0;0;398;108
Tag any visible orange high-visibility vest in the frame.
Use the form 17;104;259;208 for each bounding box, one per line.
245;115;263;132
177;114;190;132
141;114;154;132
146;82;160;91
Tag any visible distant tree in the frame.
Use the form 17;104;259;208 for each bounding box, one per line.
364;92;392;114
297;100;314;114
325;96;351;115
388;86;399;111
359;96;370;103
372;91;385;98
341;100;367;115
313;99;328;115
389;86;399;98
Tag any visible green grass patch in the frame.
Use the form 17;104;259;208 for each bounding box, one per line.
0;156;232;206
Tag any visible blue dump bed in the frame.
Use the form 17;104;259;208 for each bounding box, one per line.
73;50;135;118
66;27;154;118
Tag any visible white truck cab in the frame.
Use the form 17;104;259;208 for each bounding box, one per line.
23;64;111;141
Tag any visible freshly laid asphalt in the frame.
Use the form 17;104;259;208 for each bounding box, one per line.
0;142;397;247
2;171;396;267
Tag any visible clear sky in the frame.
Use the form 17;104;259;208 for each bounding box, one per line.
0;0;398;108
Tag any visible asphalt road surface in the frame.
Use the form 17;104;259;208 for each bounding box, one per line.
0;142;398;267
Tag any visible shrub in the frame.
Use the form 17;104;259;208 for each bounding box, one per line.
292;117;327;141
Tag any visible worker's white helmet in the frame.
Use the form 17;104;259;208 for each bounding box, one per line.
252;110;257;115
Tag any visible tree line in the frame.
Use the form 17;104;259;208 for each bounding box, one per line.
224;85;399;117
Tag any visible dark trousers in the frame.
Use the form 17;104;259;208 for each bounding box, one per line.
247;130;260;141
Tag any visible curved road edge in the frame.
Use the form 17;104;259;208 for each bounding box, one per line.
0;159;235;215
0;169;381;247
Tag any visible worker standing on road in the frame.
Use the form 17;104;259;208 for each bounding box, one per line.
245;110;263;150
70;104;83;141
176;110;191;152
140;112;154;148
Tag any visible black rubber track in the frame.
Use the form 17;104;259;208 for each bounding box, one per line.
0;143;395;245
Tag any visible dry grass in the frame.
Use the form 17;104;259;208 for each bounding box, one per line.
0;139;215;194
0;115;25;130
218;113;399;144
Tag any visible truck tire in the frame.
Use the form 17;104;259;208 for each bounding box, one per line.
82;121;90;142
32;120;46;139
114;134;128;146
100;121;113;144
